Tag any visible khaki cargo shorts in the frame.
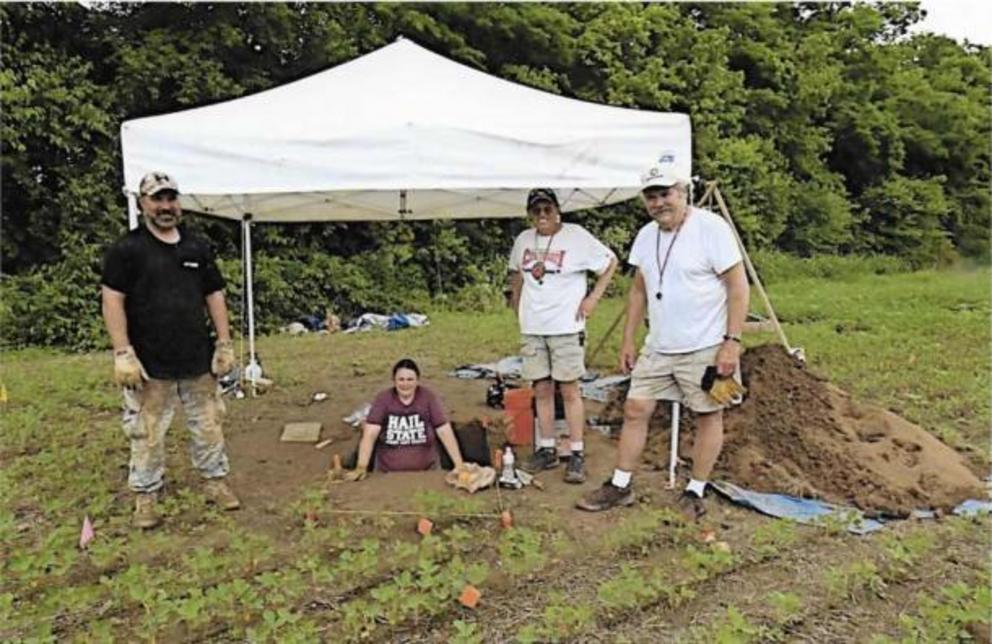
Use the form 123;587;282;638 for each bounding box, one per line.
520;333;585;382
627;344;741;413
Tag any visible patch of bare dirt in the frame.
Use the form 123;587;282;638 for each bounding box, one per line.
221;343;982;530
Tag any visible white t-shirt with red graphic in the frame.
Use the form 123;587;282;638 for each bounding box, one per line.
509;223;615;336
628;207;742;353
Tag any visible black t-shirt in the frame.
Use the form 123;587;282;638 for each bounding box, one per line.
101;226;225;379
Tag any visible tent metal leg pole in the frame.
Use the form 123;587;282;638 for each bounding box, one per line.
242;216;262;392
126;192;140;230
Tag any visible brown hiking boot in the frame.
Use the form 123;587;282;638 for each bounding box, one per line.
676;491;707;521
575;480;635;512
133;492;161;529
204;478;241;510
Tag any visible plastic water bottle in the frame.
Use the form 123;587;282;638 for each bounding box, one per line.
244;359;264;381
503;445;515;469
499;445;521;489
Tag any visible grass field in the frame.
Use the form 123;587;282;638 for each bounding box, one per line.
1;267;989;641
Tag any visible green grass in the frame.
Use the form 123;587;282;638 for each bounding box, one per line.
0;266;988;640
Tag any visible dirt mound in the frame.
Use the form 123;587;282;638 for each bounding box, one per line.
627;345;983;516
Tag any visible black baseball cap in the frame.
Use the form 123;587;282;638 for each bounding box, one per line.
526;188;559;210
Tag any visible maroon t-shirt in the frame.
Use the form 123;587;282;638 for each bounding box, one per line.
367;386;449;473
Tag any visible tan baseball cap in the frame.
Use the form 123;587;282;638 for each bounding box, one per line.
138;171;180;196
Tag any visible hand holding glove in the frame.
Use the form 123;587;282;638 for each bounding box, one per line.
343;466;368;482
702;365;747;405
211;339;236;376
113;346;148;386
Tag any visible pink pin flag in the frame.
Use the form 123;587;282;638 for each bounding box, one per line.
79;515;94;549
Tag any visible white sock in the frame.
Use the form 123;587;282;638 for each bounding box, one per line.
539;437;556;449
686;479;707;498
570;440;584;453
611;469;632;488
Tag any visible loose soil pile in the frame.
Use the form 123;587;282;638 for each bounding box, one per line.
623;344;984;516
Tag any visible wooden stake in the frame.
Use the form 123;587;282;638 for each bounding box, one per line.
711;186;798;358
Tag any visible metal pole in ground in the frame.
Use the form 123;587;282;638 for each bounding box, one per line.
668;401;680;489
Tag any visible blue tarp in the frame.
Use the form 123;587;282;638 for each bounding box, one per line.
952;499;992;516
711;481;991;534
711;481;886;534
344;312;429;333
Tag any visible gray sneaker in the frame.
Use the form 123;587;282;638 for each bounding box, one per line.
575;480;635;512
564;452;586;484
521;447;559;473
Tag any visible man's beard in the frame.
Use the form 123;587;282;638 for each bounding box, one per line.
148;211;181;229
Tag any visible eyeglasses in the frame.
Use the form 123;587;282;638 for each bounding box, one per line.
528;204;557;217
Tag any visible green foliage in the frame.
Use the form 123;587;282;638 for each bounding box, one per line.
0;236;107;349
498;526;547;577
766;591;803;625
896;582;991;643
596;564;659;614
450;619;483;644
2;3;989;349
859;176;956;268
879;530;937;580
515;592;596;643
749;249;911;284
601;508;685;555
825;560;887;603
699;605;776;644
748;519;798;559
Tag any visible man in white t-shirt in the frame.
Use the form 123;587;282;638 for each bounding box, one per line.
577;165;749;519
509;188;618;484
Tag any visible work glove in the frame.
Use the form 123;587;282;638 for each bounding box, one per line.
444;463;496;494
701;365;746;406
113;346;148;386
211;339;236;376
343;466;367;482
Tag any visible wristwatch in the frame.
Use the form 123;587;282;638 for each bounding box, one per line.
723;334;742;344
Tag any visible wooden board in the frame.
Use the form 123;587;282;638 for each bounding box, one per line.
280;422;323;443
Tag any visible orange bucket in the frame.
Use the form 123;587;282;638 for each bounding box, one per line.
504;388;534;445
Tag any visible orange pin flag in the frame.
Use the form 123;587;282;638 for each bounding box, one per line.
458;584;481;609
500;510;513;529
417;517;433;536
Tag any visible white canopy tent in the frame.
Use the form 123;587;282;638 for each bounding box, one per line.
120;38;692;378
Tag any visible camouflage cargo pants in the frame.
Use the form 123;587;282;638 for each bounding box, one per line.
121;372;230;493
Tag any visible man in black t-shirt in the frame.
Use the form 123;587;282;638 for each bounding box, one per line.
101;171;240;529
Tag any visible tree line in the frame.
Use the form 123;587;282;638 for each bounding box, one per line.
2;3;989;348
